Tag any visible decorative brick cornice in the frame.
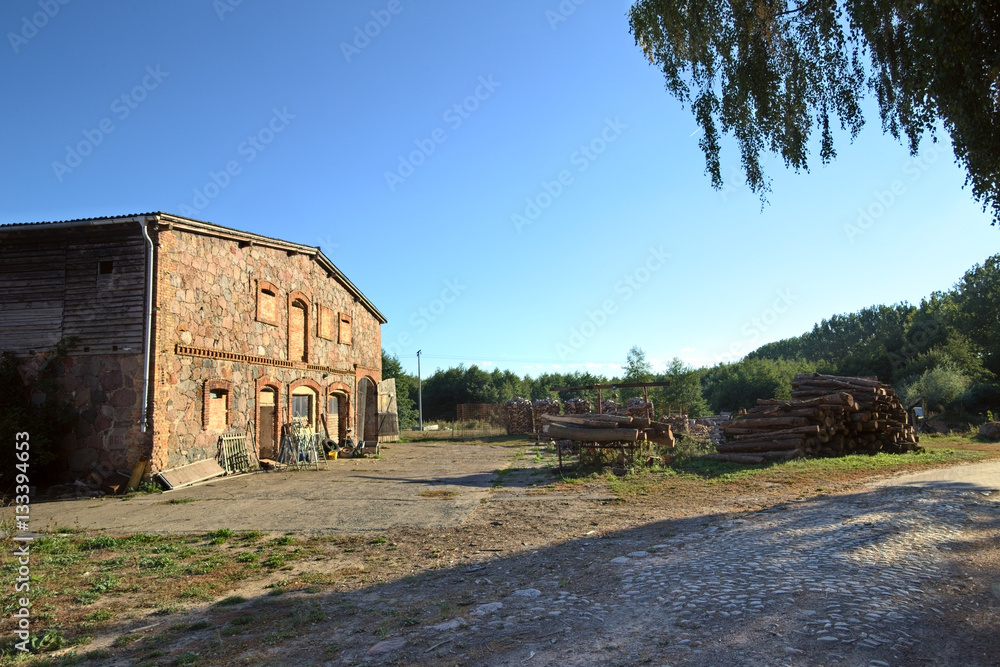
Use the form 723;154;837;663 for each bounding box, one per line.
174;344;351;376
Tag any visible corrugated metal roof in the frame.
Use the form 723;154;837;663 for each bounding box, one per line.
0;212;159;227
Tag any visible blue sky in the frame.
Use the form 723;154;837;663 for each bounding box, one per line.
2;0;997;378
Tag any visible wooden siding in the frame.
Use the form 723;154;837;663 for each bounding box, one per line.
0;226;147;354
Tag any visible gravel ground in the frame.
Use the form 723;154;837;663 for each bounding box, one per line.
34;451;1000;666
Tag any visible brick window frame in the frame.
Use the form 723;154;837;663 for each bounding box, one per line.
256;280;279;325
203;379;233;430
339;312;352;345
288;291;311;363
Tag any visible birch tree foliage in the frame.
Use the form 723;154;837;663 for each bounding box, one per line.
628;0;1000;224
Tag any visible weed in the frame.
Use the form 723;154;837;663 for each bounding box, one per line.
271;535;295;546
417;489;459;499
369;536;389;545
186;620;212;631
206;528;234;544
236;552;258;563
83;609;114;622
79;535;118;550
113;632;142;647
241;530;266;541
166;497;196;505
264;554;286;568
28;627;66;652
215;595;248;606
138;554;174;570
230;615;253;626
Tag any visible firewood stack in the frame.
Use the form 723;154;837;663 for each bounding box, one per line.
600;399;621;413
504;397;534;435
532;398;562;433
563;398;591;415
624;397;654;418
538;413;675;448
709;373;920;464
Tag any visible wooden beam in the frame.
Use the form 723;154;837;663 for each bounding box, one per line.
549;381;671;392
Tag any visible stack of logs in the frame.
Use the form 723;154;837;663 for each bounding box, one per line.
709;373;920;464
532;398;562;432
563;398;592;415
504;397;534;435
538;412;676;449
600;399;622;413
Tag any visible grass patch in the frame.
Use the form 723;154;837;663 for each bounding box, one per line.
163;497;197;505
417;489;459;499
205;528;234;544
214;595;248;607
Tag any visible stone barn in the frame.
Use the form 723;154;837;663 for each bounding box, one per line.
0;212;388;478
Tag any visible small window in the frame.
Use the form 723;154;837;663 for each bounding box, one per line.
98;261;114;275
339;313;352;345
256;281;278;325
208;389;229;430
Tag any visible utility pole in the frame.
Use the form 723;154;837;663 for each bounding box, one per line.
417;349;423;431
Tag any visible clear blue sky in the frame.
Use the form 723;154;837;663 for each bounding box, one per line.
2;1;997;378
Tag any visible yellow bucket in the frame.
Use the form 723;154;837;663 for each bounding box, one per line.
328;450;338;460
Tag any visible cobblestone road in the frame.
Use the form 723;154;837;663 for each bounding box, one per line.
409;470;1000;666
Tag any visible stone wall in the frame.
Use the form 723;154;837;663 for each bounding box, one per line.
19;351;150;477
149;224;383;471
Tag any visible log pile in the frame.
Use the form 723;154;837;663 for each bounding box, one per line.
538;413;676;449
600;399;621;413
563;398;591;415
504;397;534;435
710;373;920;464
624;397;654;417
658;415;689;433
532;398;562;432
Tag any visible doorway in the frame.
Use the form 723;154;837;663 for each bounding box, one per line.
326;392;348;444
259;387;277;459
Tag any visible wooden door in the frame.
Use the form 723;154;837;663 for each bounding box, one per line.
259;388;277;459
377;378;400;443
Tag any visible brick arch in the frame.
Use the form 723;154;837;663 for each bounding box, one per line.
202;379;233;430
289;377;322;395
288;291;311;363
255;375;282;457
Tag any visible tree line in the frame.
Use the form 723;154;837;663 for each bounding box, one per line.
383;254;1000;427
